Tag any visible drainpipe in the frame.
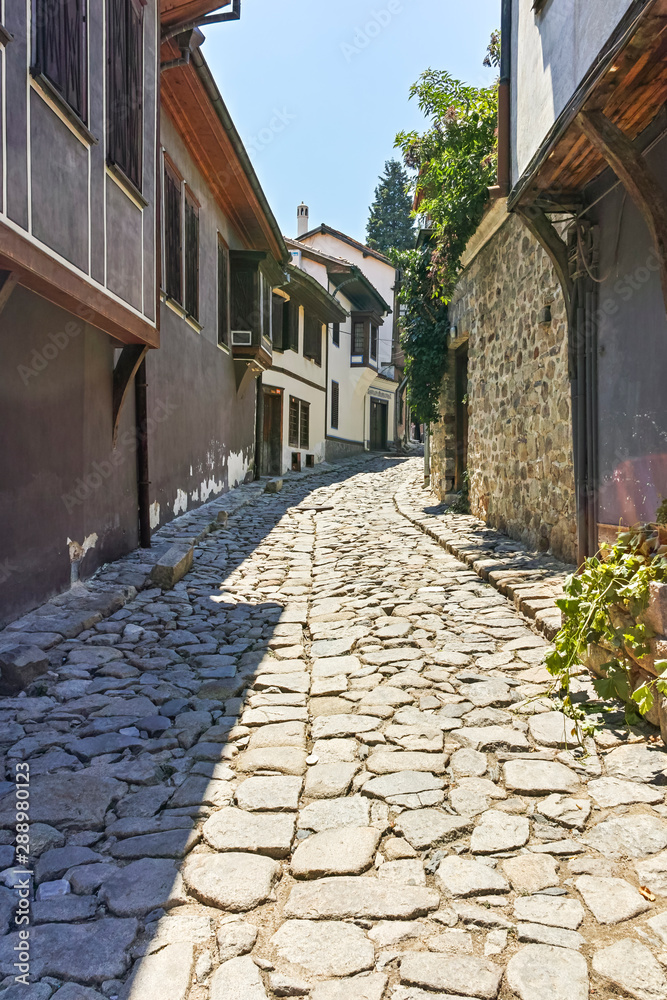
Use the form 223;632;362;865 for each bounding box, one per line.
135;359;151;548
254;374;263;479
489;0;511;198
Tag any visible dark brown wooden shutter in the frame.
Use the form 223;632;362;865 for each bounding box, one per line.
287;301;299;352
299;402;310;449
34;0;87;121
164;165;181;304
288;397;299;448
304;313;322;365
184;196;199;320
272;294;285;350
370;325;378;361
218;242;229;346
331;381;339;429
231;267;255;333
107;0;144;189
332;323;340;347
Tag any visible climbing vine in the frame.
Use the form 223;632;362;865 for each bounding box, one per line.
546;522;667;726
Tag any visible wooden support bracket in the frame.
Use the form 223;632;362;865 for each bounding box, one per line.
0;270;19;316
577;109;667;313
515;206;573;318
112;344;149;447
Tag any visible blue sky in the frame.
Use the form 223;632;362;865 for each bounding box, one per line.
204;0;500;244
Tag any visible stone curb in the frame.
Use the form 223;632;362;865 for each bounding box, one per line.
393;483;573;641
0;452;384;654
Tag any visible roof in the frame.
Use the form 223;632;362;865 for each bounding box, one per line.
285;238;391;315
296;225;394;266
160;48;288;265
279;265;348;324
160;0;236;33
284;238;352;272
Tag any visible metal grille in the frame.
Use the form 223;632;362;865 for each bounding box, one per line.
288;397;299;448
184;196;199;320
107;0;144;190
34;0;87;121
331;381;339;429
164;166;181;304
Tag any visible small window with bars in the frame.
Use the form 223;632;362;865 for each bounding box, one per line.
218;240;230;347
370;325;378;361
332;322;340;347
184;193;199;320
163;162;182;304
331;381;339;430
107;0;144;191
353;320;365;356
288;396;309;449
33;0;87;122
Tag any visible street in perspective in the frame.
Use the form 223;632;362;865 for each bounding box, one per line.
1;2;667;1000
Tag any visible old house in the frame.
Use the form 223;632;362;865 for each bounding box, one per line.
293;212;400;456
0;0;289;623
431;0;667;565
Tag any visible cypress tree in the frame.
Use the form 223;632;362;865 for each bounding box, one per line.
366;159;415;253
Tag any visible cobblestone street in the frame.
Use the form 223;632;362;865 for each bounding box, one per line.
2;456;667;1000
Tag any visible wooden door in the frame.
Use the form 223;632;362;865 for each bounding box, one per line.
370;399;388;451
261;388;283;476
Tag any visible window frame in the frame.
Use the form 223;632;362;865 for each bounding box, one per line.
299;401;310;450
107;0;144;193
32;0;88;123
352;319;365;356
288;396;310;449
370;324;378;362
332;322;340;348
163;157;183;306
288;396;300;449
303;312;322;366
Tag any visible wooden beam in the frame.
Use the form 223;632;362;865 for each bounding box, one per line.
0;271;18;316
515;206;574;318
112;345;149;447
577;108;667;311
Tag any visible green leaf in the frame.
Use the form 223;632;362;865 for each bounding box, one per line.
630;682;655;715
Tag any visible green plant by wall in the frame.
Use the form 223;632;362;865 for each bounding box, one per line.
546;523;667;726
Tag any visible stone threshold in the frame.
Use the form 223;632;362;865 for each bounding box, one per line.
394;479;574;641
0;452;382;653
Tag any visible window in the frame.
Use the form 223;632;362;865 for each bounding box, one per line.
289;396;309;449
303;313;322;366
163;162;182;304
272;293;285;351
299;402;310;449
288;397;299;448
331;381;339;430
107;0;144;191
353;320;365;355
370;325;378;361
33;0;87;122
332;322;340;348
260;271;272;343
287;301;299;352
184;194;199;320
218;240;230;347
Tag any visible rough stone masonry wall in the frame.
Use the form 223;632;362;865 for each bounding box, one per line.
431;211;577;564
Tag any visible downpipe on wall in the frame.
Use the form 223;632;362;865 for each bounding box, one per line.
135;359;151;548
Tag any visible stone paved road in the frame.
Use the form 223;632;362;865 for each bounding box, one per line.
2;457;667;1000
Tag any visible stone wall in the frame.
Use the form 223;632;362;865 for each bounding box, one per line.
431;211;576;564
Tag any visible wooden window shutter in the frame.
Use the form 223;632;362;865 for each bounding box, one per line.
217;242;229;346
304;313;322;365
164;165;182;304
272;294;285;351
34;0;87;122
184;195;199;320
332;322;340;347
299;402;310;449
288;397;299;448
287;301;299;352
331;381;339;429
107;0;144;190
370;325;378;361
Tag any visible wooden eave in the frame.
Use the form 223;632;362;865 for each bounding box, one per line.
160;60;286;265
160;0;232;30
511;0;667;207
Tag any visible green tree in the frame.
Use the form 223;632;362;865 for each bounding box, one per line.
366;159;415;253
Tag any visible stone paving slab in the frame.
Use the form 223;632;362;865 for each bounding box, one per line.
0;456;666;1000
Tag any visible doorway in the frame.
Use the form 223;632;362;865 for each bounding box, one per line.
261;386;283;476
370;398;388;451
454;344;469;490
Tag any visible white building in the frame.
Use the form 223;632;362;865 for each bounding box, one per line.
284;206;399;460
257;264;345;476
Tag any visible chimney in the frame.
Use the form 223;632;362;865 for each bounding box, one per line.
297;203;309;237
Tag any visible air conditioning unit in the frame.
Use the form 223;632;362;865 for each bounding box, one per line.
231;330;252;346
